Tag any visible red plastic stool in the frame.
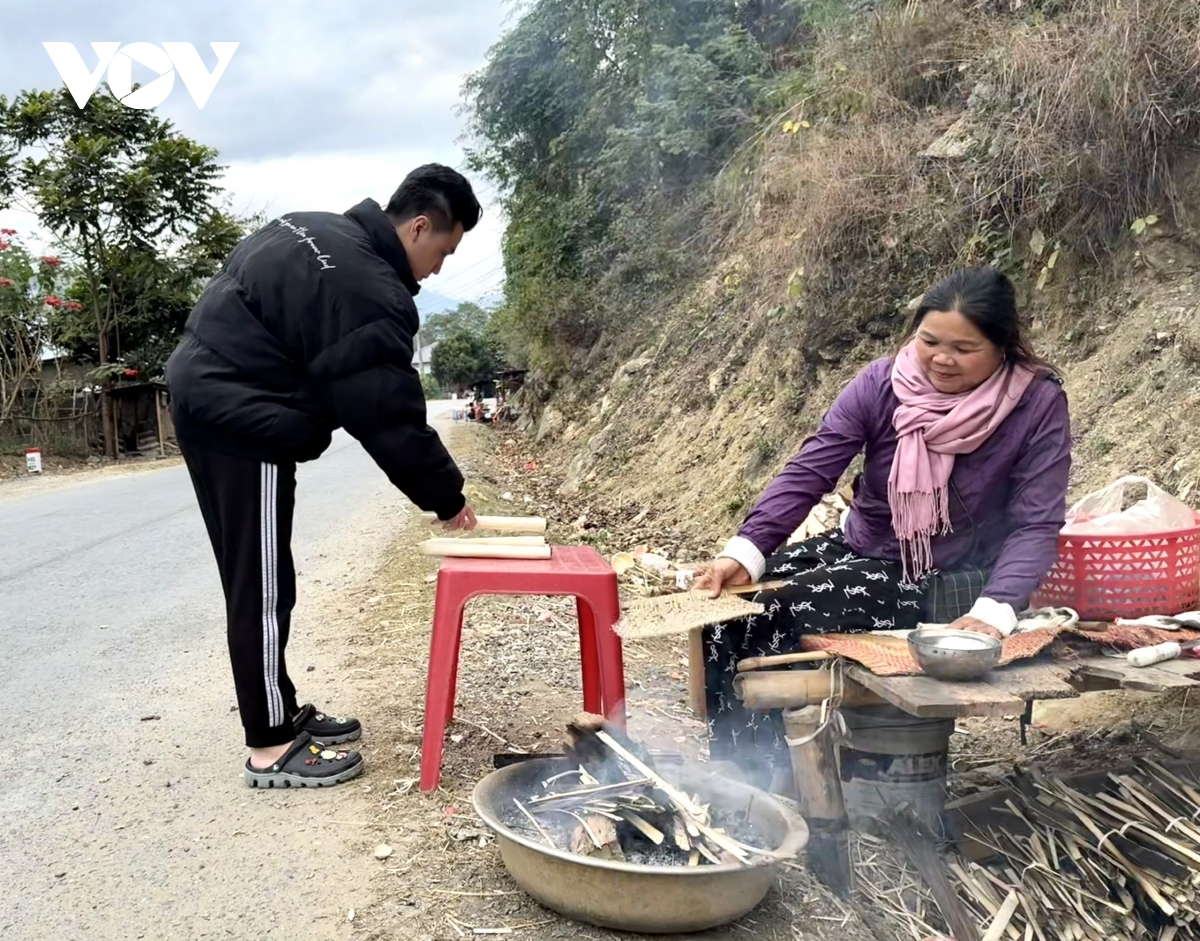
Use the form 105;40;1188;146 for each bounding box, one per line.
419;545;626;792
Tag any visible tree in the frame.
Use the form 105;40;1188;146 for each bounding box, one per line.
0;87;246;456
419;373;441;400
463;0;807;373
0;229;72;422
420;301;491;346
431;328;498;392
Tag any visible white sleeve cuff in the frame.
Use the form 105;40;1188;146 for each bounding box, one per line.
969;597;1018;636
718;536;766;582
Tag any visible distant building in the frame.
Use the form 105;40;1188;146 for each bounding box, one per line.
412;339;437;376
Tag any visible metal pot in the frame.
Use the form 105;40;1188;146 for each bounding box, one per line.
472;757;809;934
907;626;1002;681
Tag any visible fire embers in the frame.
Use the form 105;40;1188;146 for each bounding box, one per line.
506;713;771;867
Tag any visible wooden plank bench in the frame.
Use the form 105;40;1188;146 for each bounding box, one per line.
845;653;1200;719
689;630;1200;722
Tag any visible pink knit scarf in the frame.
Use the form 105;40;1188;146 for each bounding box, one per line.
889;341;1036;581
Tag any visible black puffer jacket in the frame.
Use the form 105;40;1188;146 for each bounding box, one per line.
166;198;465;520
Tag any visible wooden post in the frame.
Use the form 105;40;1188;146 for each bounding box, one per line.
155;389;165;457
99;333;116;460
688;629;706;719
783;705;852;895
110;391;120;461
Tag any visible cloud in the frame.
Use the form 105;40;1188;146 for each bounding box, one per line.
0;0;510;300
4;2;510;159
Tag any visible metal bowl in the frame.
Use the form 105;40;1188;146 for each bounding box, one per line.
472;756;809;934
907;626;1002;681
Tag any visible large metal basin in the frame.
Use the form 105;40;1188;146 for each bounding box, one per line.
471;756;809;934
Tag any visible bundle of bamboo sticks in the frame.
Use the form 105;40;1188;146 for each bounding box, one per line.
946;760;1200;941
418;513;551;559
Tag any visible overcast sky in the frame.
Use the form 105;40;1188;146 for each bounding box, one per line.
0;1;512;304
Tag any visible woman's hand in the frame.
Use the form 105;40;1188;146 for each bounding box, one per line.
947;615;1003;641
692;558;752;598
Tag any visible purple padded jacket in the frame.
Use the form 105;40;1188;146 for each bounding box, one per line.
734;357;1071;609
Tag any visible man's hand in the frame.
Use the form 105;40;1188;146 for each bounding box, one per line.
692;558;752;599
948;615;1003;641
440;504;478;532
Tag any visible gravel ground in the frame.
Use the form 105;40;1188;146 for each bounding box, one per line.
341;423;880;941
14;413;1193;941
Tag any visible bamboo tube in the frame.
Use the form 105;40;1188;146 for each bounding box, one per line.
737;651;833;672
421;512;547;534
424;536;546;547
418;540;552;559
734;670;884;710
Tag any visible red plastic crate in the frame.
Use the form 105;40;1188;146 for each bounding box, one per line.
1033;514;1200;620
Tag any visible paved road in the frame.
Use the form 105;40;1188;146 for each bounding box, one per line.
0;407;455;940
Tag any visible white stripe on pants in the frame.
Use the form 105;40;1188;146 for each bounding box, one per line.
260;462;285;727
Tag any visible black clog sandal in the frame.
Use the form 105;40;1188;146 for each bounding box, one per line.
244;732;364;789
292;703;362;745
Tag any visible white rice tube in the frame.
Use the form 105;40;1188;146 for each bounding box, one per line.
1127;641;1182;667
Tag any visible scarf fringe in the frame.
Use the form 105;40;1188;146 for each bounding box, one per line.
889;483;952;583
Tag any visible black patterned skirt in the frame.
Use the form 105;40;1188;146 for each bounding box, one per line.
703;530;924;785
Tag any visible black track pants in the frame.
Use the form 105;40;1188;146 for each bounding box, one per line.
180;438;300;747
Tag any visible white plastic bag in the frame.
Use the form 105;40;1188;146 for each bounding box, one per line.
1062;475;1196;535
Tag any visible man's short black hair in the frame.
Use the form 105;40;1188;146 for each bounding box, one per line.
386;164;481;233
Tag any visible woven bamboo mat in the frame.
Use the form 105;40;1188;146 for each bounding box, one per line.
795;625;1200;677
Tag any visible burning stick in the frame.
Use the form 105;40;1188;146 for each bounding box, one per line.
589;727;757;864
672;818;692;853
513;798;555;847
566;813;621;858
593;730;704;817
541;714;776;868
696;842;721;865
528;778;651;804
541;769;589;789
619;810;665;845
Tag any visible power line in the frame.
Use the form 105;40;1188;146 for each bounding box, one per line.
434;250;505;288
433;274;504;300
445;265;506;297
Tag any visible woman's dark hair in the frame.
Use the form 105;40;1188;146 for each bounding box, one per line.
386;164;481;233
908;266;1049;371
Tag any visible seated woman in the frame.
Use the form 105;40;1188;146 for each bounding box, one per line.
694;267;1071;787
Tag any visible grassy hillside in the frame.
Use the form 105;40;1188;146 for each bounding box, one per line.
472;0;1200;552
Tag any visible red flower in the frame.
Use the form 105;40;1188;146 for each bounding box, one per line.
41;256;61;267
0;228;16;236
44;295;62;307
0;279;12;288
123;368;139;378
65;301;83;311
0;241;10;251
